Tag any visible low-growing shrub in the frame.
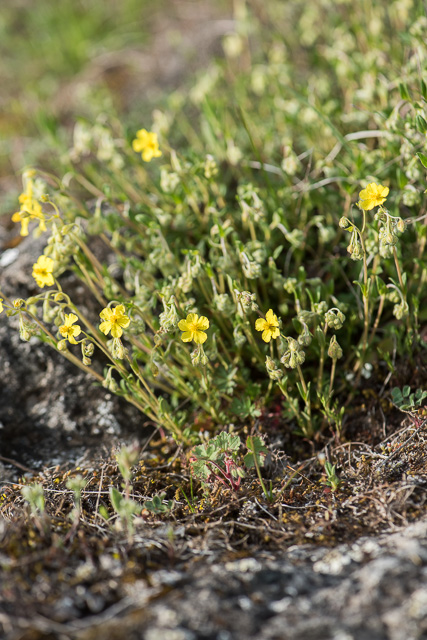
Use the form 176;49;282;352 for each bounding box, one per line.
1;0;426;445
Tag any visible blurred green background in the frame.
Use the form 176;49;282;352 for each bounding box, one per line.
0;0;229;215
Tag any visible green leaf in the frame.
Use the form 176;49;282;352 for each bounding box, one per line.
98;506;110;521
416;115;427;134
375;276;388;297
143;493;173;514
110;487;123;513
230;396;261;419
315;325;326;348
399;83;411;100
244;436;268;469
416;152;427;169
213;431;241;453
353;280;368;298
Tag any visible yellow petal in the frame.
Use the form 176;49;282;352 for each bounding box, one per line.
255;318;267;331
110;324;123;338
178;319;189;331
113;305;125;315
99;321;111;335
117;316;130;328
271;327;280;339
181;331;193;342
197;316;209;331
265;309;278;325
100;308;112;321
262;329;272;342
193;331;207;344
71;325;81;338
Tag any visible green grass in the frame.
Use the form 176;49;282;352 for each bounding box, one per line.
0;0;162;213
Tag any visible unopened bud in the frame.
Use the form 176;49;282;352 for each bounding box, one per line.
339;217;353;231
325;309;346;330
328;335;343;360
266;356;282;381
82;341;94;357
111;338;125;360
396;218;406;233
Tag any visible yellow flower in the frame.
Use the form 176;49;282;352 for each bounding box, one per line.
0;298;3;314
32;255;55;288
99;305;131;338
132;129;162;162
178;313;209;344
358;182;389;211
12;174;46;236
59;313;82;344
255;309;280;343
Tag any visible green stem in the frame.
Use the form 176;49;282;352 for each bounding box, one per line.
247;436;271;502
316;322;327;394
327;359;337;411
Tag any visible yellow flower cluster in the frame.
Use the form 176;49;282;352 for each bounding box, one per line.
12;171;46;237
132;129;162;162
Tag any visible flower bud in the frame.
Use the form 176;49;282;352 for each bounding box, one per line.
236;291;258;313
281;339;305;369
265;356;283;381
298;324;312;346
283;278;297;294
57;339;68;351
339;216;353;231
393;301;409;320
314;301;328;316
350;243;363;261
233;325;247;347
213;293;234;314
102;370;118;392
396;218;406;233
328;335;343;360
191;346;202;366
159;298;179;331
13;299;25;309
111;338;125;359
325;309;346;330
241;259;262;279
82;341;95;357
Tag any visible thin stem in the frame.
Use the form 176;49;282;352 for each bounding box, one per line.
368;295;385;345
328;359;337;407
316;322;327;394
392;246;405;293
